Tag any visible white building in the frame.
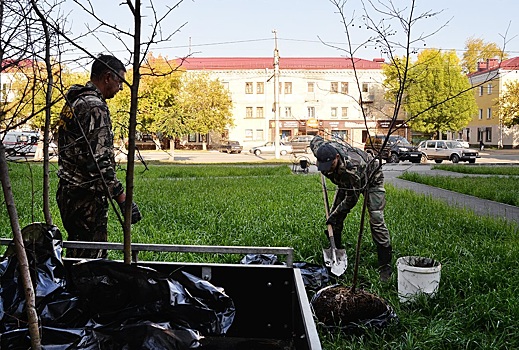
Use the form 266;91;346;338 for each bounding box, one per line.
178;57;402;150
0;70;17;104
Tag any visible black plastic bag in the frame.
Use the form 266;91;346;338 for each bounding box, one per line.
0;223;235;349
239;254;283;265
293;262;330;291
70;259;235;336
0;223;69;332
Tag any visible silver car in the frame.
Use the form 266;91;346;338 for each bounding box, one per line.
249;141;293;156
454;139;470;148
418;140;480;163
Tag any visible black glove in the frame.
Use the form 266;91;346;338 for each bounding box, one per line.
118;201;142;224
326;213;338;226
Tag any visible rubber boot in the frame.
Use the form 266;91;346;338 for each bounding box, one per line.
377;244;393;282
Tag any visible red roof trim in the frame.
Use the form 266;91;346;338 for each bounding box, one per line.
469;56;519;77
176;57;384;70
1;59;34;72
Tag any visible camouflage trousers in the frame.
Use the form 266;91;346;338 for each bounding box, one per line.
56;180;108;259
330;184;391;249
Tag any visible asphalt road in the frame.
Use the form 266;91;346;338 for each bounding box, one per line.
10;147;519;166
133;148;519;165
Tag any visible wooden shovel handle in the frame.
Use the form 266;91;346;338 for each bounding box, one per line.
321;173;331;218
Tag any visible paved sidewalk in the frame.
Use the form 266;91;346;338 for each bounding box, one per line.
383;164;519;226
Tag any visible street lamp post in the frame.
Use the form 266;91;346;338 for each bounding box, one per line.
272;29;280;159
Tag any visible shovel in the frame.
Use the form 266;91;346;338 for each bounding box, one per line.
321;174;347;276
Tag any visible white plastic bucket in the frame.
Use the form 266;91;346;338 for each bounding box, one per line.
397;256;441;303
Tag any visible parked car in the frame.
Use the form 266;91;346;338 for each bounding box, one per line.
1;130;39;156
454;139;470;148
364;135;424;163
219;140;243;154
249;141;293;156
286;135;315;154
418;140;480;163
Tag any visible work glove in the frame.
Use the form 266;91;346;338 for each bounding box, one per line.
118;201;142;224
326;213;338;227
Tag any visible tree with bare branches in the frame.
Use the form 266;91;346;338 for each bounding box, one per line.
323;0;509;295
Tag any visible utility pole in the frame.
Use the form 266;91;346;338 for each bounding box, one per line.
272;29;280;159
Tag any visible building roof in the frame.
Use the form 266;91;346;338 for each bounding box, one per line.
469;56;519;77
500;57;519;70
1;59;34;73
176;57;385;70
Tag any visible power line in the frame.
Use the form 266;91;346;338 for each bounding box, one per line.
57;36;519;57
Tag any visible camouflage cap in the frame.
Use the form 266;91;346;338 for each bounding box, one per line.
316;143;338;172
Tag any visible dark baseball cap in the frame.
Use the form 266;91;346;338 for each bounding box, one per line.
316;143;338;172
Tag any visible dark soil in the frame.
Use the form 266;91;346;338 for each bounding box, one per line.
407;256;438;268
312;285;388;326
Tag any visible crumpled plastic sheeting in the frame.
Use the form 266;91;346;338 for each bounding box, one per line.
70;259;235;336
293;262;330;291
239;253;283;265
0;223;235;349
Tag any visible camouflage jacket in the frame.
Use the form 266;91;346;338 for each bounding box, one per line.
310;135;383;193
57;82;123;199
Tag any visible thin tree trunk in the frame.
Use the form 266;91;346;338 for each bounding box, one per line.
31;0;53;225
351;190;368;294
169;138;175;160
123;0;142;264
0;144;41;349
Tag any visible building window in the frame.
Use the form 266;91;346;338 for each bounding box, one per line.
485;127;492;142
487;107;492;119
308;107;315;118
284;82;292;94
341;107;348;118
479;86;483;96
257;82;264;94
362;83;369;93
0;83;10;102
246;107;253;118
487;83;492;94
245;129;253;140
284;107;292;118
255;129;264;140
308;82;314;93
331;107;338;118
256;107;264;118
478;109;483;120
245;82;253;94
332;130;348;141
331;82;338;93
341;82;349;94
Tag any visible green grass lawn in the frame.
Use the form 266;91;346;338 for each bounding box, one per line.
400;165;519;206
433;164;519;176
1;162;519;349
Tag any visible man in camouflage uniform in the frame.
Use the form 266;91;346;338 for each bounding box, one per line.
56;54;141;259
310;136;392;281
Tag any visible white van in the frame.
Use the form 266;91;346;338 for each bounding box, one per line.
1;130;40;156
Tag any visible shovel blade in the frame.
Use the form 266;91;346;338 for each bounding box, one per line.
322;247;347;276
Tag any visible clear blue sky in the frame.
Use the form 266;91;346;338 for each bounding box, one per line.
63;0;519;65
